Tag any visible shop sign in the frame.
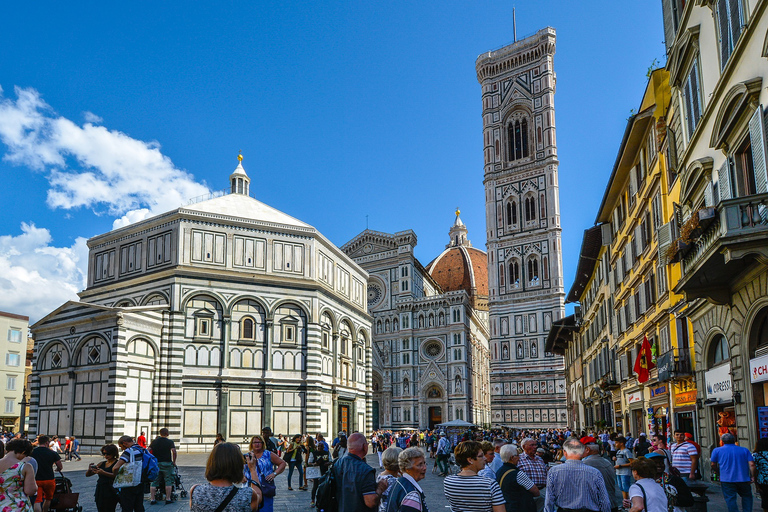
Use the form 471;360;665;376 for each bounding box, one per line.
758;407;768;439
627;391;643;405
650;385;668;398
673;380;696;395
675;390;697;406
705;363;733;401
657;351;674;382
750;354;768;384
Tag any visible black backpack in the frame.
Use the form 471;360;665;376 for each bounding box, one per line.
315;461;338;512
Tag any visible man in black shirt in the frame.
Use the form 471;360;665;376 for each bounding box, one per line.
261;426;279;453
31;435;63;512
335;432;386;512
149;428;177;505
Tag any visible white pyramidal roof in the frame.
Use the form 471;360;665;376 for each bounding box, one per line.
182;192;311;228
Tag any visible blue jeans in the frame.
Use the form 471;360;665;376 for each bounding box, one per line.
721;481;753;512
287;460;303;488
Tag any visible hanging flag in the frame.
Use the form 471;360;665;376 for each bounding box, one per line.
634;335;656;383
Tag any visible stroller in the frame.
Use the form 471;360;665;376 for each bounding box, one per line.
51;471;83;512
153;465;188;502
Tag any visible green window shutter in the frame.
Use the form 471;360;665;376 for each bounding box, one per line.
717;160;732;201
750;105;768;195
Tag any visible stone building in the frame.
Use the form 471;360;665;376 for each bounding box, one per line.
342;211;492;430
476;28;567;427
660;0;768;475
30;156;372;452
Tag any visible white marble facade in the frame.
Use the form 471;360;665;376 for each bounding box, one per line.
30;159;372;452
342;215;492;430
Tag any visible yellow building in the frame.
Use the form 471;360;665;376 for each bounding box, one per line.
0;311;29;431
592;68;694;436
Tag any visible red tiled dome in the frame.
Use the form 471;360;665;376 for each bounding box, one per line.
426;246;488;299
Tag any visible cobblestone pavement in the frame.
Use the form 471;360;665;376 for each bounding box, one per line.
59;452;749;511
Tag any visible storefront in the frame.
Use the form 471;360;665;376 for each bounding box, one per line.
673;379;698;436
649;384;669;438
626;391;645;436
704;363;735;447
749;353;768;439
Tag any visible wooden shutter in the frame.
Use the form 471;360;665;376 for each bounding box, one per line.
662;0;676;53
635;225;644;254
750;105;768;194
601;223;613;246
639;283;647;313
717;0;730;68
704;181;714;207
718;160;732;201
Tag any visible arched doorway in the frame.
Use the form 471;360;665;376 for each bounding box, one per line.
748;306;768;440
424;385;444;429
371;373;383;431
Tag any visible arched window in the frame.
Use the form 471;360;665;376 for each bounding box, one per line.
241;318;255;340
711;334;730;365
508;117;530;161
521;118;529;157
509;261;520;284
528;258;539;282
515;120;522;160
525;196;537;222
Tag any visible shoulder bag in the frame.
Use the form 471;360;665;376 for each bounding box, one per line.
114;448;142;488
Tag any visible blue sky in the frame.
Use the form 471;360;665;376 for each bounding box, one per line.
0;1;664;321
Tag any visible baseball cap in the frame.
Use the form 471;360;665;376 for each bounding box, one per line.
440;432;446;436
580;436;597;444
684;433;694;439
645;452;665;459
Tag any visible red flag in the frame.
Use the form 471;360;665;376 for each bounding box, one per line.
633;335;656;383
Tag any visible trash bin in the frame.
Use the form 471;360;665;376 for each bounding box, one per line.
688;484;709;512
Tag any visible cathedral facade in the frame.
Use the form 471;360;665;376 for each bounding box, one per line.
29;158;372;452
476;28;568;427
342;213;491;430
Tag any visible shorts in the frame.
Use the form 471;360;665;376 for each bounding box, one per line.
153;461;176;488
35;480;56;502
616;474;632;492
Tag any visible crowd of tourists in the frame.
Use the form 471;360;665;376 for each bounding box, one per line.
1;426;766;512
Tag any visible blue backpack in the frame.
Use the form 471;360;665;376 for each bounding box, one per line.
141;448;160;483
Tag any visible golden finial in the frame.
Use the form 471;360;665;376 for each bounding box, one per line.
237;150;243;162
455;207;461;217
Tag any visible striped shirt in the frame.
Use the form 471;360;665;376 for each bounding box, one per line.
543;460;611;512
670;443;697;473
517;454;548;487
444;474;505;512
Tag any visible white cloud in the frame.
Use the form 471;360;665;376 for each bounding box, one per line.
83;111;103;124
0;86;210;229
0;223;88;323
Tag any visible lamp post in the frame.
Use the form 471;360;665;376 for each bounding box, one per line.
18;386;28;435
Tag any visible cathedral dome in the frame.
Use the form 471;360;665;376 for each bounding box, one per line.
425;210;488;306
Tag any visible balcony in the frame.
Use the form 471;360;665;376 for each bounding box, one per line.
656;349;694;382
675;193;768;304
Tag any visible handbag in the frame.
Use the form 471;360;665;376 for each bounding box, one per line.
113;448;142;488
306;466;322;480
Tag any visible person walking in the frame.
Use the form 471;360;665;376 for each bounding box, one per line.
633;434;651;458
68;436;81;461
436;432;451;476
543;438;611;512
111;435;147;512
137;432;147;449
190;442;262;511
625;457;667;512
613;436;634;502
0;439;36;512
260;427;279;453
334;432;386;512
385;447;429;512
244;435;285;512
283;434;306;491
711;433;756;512
308;436;330;507
149;428;178;505
495;444;539;512
644;452;694;512
378;447;402;512
517;438;549;512
581;437;620;512
30;435;62;512
85;444;119;512
444;440;505;512
670;430;699;483
753;437;768;511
